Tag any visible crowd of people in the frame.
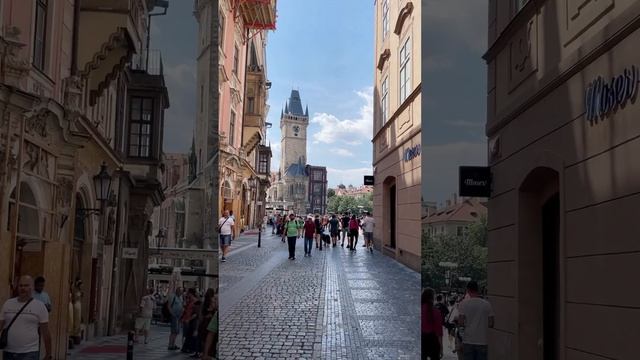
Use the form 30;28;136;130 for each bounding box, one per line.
421;281;494;360
138;286;219;359
267;211;375;260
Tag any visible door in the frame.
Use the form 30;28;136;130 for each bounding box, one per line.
542;193;559;360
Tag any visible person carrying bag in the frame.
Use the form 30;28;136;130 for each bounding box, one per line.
0;299;34;349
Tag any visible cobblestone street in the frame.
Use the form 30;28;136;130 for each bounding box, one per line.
219;230;421;359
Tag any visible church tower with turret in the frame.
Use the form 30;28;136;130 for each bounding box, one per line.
277;90;310;213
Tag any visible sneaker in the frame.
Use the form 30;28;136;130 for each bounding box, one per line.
221;257;226;262
370;247;373;253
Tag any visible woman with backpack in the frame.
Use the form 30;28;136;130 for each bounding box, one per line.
421;288;444;360
348;215;360;251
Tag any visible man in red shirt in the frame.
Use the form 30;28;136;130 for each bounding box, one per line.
303;215;316;257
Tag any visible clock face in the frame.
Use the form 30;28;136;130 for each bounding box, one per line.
293;125;300;136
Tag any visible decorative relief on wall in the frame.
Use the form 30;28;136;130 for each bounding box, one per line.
25;110;49;138
564;0;614;45
509;17;538;91
1;33;30;89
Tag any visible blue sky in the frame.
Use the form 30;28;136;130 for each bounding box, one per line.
422;0;488;206
265;0;374;188
153;1;374;189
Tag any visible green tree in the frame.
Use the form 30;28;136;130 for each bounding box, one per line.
421;221;488;292
327;188;336;198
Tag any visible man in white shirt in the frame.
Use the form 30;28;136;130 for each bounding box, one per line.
135;288;156;344
361;212;375;253
458;281;494;360
219;210;235;262
0;275;52;360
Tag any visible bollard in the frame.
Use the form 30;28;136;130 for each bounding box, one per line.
258;227;262;247
127;331;134;360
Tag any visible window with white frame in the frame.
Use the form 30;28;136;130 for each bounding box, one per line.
382;0;390;39
399;37;411;104
381;75;389;124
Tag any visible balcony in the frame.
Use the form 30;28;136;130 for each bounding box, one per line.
234;0;277;30
78;0;144;102
128;49;168;97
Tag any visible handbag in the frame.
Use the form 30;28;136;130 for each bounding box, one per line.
0;298;34;349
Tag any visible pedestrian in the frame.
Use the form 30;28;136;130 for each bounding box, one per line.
284;213;301;260
201;292;218;360
348;215;360;250
32;277;51;314
218;210;234;262
361;212;375;253
340;213;350;246
135;288;155;344
458;281;494;360
180;289;198;354
166;288;184;351
422;288;443;360
314;214;322;250
197;289;216;359
329;214;340;247
262;214;268;232
303;215;316;257
0;275;52;360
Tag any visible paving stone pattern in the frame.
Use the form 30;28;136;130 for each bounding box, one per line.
219;232;421;359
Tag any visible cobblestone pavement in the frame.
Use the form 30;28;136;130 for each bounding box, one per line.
68;324;200;360
219;231;421;359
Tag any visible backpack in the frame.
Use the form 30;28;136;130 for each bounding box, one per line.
349;219;358;230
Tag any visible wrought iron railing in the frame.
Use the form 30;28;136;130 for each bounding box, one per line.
130;49;164;75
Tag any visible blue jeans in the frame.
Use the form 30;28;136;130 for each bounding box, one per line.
463;344;488;360
304;236;313;254
3;352;39;360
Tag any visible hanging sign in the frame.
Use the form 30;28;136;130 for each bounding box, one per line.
364;176;374;185
122;248;139;259
459;166;491;197
585;65;639;122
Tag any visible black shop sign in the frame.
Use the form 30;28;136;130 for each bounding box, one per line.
459;166;491;198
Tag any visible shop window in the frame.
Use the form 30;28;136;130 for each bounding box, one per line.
128;97;154;158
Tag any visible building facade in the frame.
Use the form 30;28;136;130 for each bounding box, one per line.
485;1;640;359
0;0;168;357
372;0;421;271
306;165;328;214
204;0;274;238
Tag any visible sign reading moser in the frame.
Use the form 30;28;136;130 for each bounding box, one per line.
459;166;491;198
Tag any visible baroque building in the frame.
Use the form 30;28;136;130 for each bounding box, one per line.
0;0;168;357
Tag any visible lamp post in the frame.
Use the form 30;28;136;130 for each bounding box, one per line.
77;162;113;218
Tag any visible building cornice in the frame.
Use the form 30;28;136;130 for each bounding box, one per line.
372;84;421;142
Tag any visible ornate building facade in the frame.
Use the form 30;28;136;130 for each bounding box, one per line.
0;0;168;357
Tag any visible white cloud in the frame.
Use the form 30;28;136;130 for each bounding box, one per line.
331;148;354;157
327;167;373;188
270;142;281;171
310;87;373;146
164;63;197;90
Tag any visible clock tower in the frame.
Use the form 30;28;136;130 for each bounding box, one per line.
279;89;309;176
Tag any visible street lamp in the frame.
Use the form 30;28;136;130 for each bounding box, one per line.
77;162;113;218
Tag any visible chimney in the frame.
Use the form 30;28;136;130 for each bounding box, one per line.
453;193;458;204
